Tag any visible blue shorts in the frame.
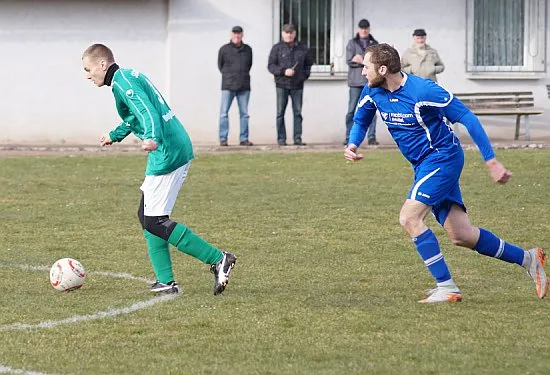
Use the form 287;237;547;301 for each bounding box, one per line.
407;150;466;225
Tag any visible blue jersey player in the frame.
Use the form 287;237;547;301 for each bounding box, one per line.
345;44;548;303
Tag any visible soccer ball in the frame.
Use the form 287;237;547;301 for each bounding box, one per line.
49;258;86;292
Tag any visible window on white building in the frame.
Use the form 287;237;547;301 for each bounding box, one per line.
466;0;546;73
274;0;353;76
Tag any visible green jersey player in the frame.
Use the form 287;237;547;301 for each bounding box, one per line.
82;43;236;295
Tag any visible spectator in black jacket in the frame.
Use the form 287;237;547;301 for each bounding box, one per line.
218;26;253;146
268;24;313;146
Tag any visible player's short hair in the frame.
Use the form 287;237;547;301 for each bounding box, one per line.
366;44;401;74
82;43;115;63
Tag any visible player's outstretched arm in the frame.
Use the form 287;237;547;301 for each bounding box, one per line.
348;91;377;149
105;122;132;145
112;75;163;144
424;81;511;184
444;97;495;160
445;101;512;184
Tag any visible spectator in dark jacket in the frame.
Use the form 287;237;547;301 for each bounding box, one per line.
345;19;379;145
268;24;313;146
218;26;253;146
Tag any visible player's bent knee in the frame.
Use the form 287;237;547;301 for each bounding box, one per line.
399;213;428;237
398;214;408;229
143;215;177;241
399;213;418;231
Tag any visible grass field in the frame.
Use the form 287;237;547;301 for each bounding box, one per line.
1;149;550;375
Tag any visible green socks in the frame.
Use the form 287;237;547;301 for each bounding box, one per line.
167;223;223;265
144;230;173;284
144;224;222;283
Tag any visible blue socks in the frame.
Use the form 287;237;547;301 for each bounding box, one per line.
413;229;452;283
473;228;524;265
413;228;525;286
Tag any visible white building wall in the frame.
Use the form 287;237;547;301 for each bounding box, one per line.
167;0;281;145
166;0;351;145
0;0;168;144
0;0;548;145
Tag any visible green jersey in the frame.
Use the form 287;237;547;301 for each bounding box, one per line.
108;67;194;176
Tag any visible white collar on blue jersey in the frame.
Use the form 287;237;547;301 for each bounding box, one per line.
400;72;408;87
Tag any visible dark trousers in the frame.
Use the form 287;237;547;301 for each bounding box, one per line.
276;87;303;143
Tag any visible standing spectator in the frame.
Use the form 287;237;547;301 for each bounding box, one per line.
268;23;313;146
218;26;253;146
345;19;379;146
401;29;445;82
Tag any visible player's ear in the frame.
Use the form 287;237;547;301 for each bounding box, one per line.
378;65;387;75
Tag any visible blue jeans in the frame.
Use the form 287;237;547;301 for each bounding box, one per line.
219;90;250;142
276;87;303;143
345;86;376;143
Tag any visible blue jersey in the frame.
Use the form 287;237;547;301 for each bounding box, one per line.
350;73;495;166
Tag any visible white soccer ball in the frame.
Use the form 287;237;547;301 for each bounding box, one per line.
49;258;86;292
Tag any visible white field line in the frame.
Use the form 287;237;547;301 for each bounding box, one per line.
0;294;177;331
0;264;153;284
0;263;178;332
0;364;59;375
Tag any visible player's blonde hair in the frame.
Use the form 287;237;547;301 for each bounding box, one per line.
82;43;115;63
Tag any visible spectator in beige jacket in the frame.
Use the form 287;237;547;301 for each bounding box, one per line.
401;29;444;82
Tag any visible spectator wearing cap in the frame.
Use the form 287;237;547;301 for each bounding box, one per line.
267;23;313;146
217;25;254;146
344;18;379;146
401;29;445;82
